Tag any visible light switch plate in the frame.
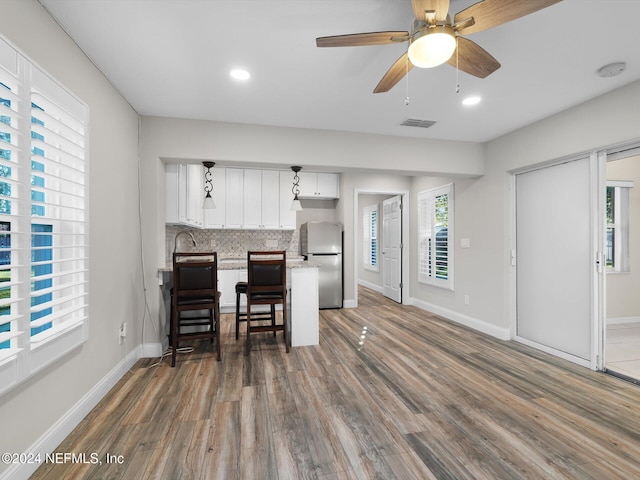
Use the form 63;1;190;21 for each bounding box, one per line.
460;238;471;248
265;239;278;248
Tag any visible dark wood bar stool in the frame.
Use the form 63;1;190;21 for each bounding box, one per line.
171;252;221;366
235;280;275;339
244;250;289;356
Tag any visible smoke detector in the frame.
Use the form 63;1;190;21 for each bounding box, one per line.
597;62;626;78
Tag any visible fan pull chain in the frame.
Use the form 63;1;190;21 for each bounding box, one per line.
405;51;410;105
455;37;460;94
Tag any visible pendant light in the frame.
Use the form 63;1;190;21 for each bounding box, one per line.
290;166;303;211
202;161;216;209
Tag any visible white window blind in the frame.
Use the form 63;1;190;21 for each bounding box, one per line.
363;204;378;272
606;180;633;273
0;36;89;396
417;184;453;290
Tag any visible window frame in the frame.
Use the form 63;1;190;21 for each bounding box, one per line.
417;183;454;290
0;35;89;396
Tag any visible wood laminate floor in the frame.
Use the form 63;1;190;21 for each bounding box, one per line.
32;287;640;479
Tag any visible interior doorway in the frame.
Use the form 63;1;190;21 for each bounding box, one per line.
603;147;640;382
354;189;409;308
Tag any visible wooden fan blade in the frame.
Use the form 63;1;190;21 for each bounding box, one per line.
373;52;414;93
454;0;562;35
411;0;450;23
446;37;500;78
316;31;408;47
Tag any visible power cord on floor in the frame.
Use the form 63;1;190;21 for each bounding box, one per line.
147;346;195;368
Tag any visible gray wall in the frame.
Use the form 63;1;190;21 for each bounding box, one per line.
0;0;141;474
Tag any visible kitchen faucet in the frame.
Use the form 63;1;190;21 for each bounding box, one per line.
173;230;197;252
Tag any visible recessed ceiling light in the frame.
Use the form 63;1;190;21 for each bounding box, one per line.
230;69;250;81
462;96;481;106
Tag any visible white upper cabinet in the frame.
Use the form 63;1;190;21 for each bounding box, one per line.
185;164;204;228
225;168;244;229
243;169;280;229
165;165;333;230
165;163;203;228
203;167;226;229
297;172;340;199
279;171;296;230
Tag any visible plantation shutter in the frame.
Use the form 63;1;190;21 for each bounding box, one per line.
0;36;89;395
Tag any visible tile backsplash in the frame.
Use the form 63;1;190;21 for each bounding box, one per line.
166;225;300;262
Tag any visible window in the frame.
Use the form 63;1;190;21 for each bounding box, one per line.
606;181;633;273
363;204;378;272
418;183;453;289
0;36;89;395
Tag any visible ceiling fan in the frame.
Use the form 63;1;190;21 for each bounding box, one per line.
316;0;563;93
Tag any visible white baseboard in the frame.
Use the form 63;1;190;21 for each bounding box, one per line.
343;299;356;309
409;297;510;341
607;316;640;325
357;280;383;294
1;342;160;480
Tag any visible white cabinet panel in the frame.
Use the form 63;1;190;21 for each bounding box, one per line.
297;171;340;199
279;171;296;230
203;167;226;228
225;168;244;229
243;169;262;229
185;164;204;228
261;170;280;229
217;270;239;310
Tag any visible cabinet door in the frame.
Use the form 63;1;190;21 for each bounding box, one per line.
261;170;280;229
243;169;262;229
186;164;204;227
177;164;188;223
297;171;317;198
279;170;296;230
225;168;244;229
316;173;339;198
203;167;226;228
165;163;180;224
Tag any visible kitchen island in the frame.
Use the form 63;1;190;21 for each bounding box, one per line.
158;257;319;347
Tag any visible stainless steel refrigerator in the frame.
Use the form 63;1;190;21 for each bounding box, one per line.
300;221;343;309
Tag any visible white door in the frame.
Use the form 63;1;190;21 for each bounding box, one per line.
382;195;402;303
515;156;597;364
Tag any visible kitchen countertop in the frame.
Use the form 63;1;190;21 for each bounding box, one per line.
158;256;318;272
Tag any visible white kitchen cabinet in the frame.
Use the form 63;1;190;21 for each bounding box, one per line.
225;168;244;229
279;171;296;230
185;164;204;228
203;167;226;228
243;169;280;229
165;163;180;224
165;163;203;228
297;171;340;199
217;269;239;311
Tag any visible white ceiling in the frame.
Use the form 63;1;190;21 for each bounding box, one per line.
39;0;640;143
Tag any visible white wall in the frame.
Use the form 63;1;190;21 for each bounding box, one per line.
406;80;640;340
607;155;640;320
0;1;141;477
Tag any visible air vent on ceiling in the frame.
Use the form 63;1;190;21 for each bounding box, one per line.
400;118;436;128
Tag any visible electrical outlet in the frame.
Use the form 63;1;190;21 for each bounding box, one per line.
464;295;470;305
119;322;127;344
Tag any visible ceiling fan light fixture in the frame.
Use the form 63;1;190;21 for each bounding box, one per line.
407;25;456;68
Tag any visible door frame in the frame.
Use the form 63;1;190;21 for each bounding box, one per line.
509;152;603;370
353;188;410;308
